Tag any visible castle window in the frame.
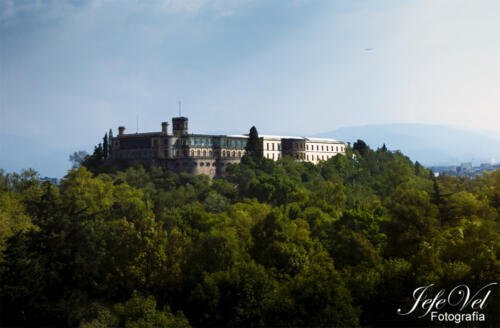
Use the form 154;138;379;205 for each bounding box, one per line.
312;155;314;160
209;151;212;157
203;150;206;156
267;143;269;150
322;145;324;151
272;143;275;151
200;162;204;167
232;151;235;157
278;144;281;151
190;150;194;156
307;155;309;160
306;145;308;150
272;153;275;159
222;150;226;157
197;150;201;156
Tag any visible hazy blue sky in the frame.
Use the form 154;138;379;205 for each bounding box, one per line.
2;0;500;176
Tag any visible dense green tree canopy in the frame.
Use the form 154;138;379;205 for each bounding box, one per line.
1;140;500;327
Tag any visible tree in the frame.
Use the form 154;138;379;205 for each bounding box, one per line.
103;133;108;160
244;126;263;162
108;128;113;158
69;151;88;169
353;139;369;156
113;291;190;328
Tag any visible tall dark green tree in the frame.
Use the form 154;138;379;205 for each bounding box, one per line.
103;133;108;160
244;126;263;162
352;139;369;156
108;129;113;158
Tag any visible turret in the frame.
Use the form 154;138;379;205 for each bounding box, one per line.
172;117;188;136
118;126;126;135
161;122;169;134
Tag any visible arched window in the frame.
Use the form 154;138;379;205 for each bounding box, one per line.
232;151;235;157
190;150;194;156
222;150;226;157
203;150;206;157
197;150;201;156
209;151;213;157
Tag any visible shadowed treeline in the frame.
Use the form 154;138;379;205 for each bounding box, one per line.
1;141;500;327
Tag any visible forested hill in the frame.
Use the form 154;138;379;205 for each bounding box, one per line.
1;142;500;327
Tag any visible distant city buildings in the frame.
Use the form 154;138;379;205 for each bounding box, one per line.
111;116;347;177
431;162;500;177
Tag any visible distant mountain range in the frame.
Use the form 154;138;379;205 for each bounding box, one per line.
314;124;500;167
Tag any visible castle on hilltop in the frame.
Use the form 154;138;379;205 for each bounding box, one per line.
112;116;347;177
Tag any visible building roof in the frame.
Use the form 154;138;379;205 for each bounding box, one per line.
116;132;346;144
305;137;342;143
117;132;164;138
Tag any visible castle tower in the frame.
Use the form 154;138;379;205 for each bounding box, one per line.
172;117;188;136
161;122;169;134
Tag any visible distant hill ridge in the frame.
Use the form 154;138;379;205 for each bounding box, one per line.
314;123;500;166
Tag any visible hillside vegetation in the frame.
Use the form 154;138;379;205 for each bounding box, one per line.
1;142;500;327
